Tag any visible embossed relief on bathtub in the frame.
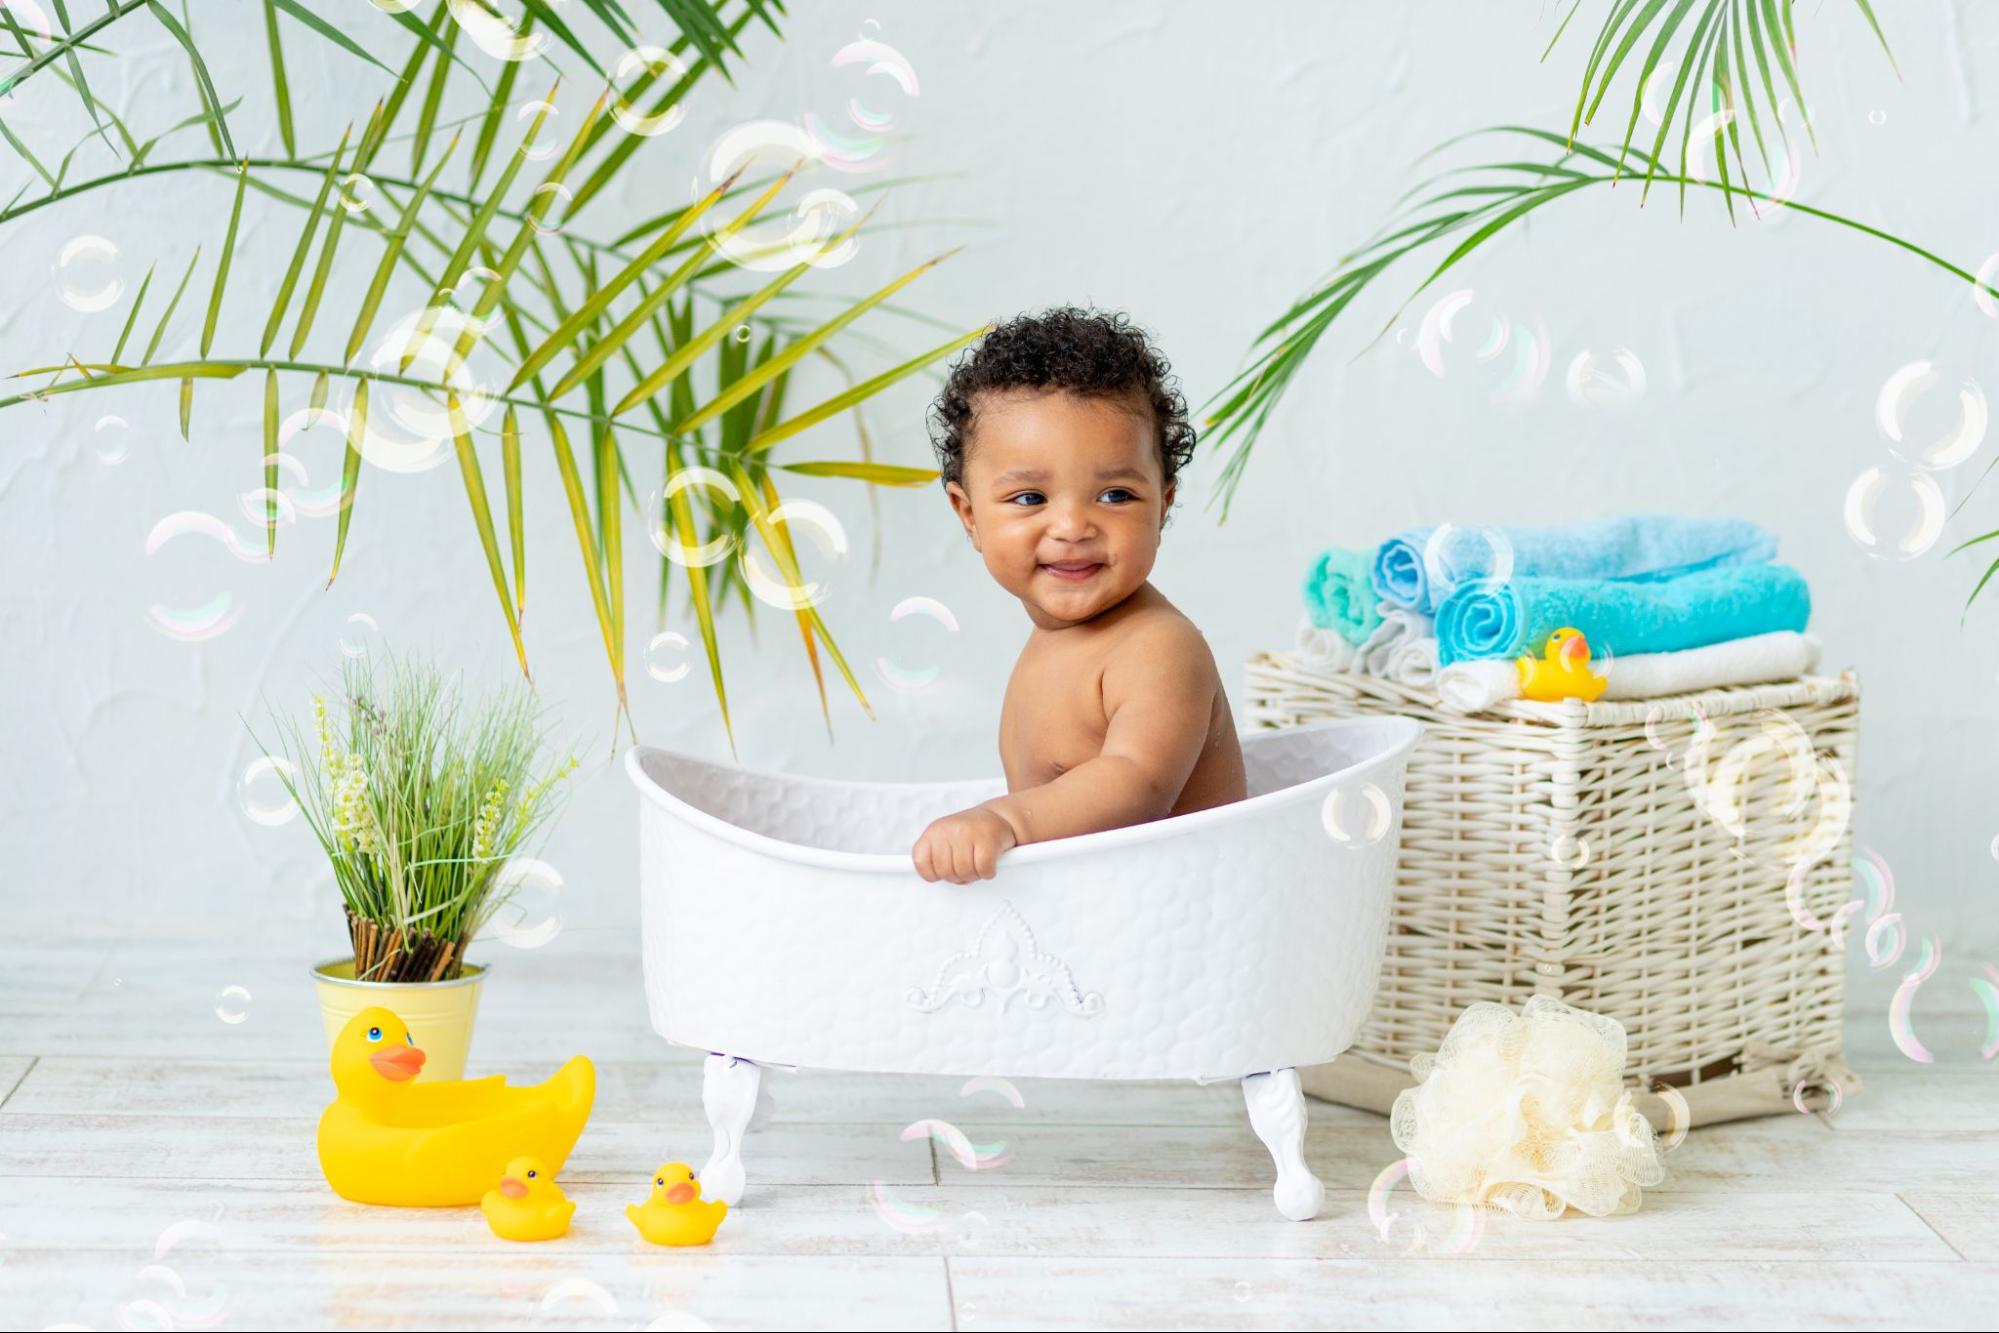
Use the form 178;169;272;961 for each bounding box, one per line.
905;901;1104;1017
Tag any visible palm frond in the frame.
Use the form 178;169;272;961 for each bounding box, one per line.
1202;125;1999;522
1552;0;1898;203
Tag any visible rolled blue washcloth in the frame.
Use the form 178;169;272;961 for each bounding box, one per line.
1434;563;1812;665
1371;515;1780;615
1302;547;1385;646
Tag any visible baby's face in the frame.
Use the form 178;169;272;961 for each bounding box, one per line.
945;389;1174;628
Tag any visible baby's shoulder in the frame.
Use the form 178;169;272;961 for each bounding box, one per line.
1104;603;1217;672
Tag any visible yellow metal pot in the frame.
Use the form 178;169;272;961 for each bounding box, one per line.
311;957;487;1082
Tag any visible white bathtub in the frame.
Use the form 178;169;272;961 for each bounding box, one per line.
626;715;1421;1220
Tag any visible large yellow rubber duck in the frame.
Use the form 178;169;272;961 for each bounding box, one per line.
317;1006;594;1207
481;1154;575;1241
1518;626;1610;702
626;1162;728;1247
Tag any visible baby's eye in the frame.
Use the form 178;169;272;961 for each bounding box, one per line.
1005;491;1044;506
1100;487;1136;502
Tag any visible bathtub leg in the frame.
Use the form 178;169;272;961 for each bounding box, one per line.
1243;1067;1324;1222
701;1054;761;1207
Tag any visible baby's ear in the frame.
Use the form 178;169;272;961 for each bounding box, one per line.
944;481;980;544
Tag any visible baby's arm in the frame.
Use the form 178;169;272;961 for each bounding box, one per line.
980;620;1216;848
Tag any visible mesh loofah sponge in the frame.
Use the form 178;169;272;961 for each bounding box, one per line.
1389;995;1668;1220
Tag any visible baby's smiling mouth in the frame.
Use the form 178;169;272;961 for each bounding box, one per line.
1039;560;1103;582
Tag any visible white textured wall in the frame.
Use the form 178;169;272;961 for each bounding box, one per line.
4;1;1996;972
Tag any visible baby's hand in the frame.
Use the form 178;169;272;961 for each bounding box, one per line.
912;807;1018;885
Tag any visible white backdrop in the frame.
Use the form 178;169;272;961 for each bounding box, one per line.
3;1;1995;975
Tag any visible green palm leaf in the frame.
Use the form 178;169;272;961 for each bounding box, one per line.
328;376;367;587
449;392;530;678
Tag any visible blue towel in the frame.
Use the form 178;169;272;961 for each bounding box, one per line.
1372;515;1780;614
1303;547;1385;646
1434;563;1812;665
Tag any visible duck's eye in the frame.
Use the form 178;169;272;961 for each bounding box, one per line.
366;1026;382;1042
405;1031;414;1046
527;1169;537;1179
654;1177;664;1186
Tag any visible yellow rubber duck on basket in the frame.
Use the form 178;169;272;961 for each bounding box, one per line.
1517;627;1609;703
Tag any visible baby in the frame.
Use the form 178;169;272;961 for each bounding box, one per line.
910;307;1247;885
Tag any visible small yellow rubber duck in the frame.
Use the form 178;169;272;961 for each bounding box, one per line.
481;1155;575;1242
316;1006;595;1207
1517;626;1609;702
626;1162;728;1247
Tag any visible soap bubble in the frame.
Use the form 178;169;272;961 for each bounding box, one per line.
613;46;691;136
1564;347;1648;407
1411;288;1550;405
338;171;376;214
1320;782;1392;846
804;29;921;173
1421;523;1514;605
1888;936;1942;1064
55;234;125;312
1973;965;1999;1061
874;595;959;690
538;1279;619;1319
1865;912;1906;970
365;309;490;471
339;611;384;660
869;1180;947;1234
236;756;299;826
526;181;572;234
1973;254;1999;319
647;465;741;567
1366;1158;1484;1254
213;985;252;1025
690;120;863;271
1635;1079;1691;1152
732;322;753;343
740;499;847;610
1792;1073;1846;1117
143;512;268;642
1875;360;1987;471
1549;832;1591;870
958;1075;1025;1108
1867;108;1887;126
445;0;547;62
1843;464;1945;559
488;856;564;949
901;1118;1010;1171
646;630;692;683
1233;1281;1253;1303
94;413;131;465
515;99;561;161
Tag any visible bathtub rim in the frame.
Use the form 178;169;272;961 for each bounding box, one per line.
624;714;1421;876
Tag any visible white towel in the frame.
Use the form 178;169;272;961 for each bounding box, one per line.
1385;635;1440;687
1356;603;1433;676
1294;614;1357;670
1436;631;1825;713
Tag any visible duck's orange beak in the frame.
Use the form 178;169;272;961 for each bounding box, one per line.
1559;633;1590;666
499;1176;529;1199
665;1182;697;1204
369;1045;426;1081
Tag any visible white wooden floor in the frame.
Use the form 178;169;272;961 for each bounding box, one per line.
2;940;1995;1331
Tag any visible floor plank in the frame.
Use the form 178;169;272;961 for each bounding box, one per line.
945;1257;1999;1331
0;1055;1274;1128
0;1177;1956;1263
1900;1192;1999;1262
0;1246;952;1332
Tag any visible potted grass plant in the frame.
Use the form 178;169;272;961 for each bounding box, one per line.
255;650;578;1081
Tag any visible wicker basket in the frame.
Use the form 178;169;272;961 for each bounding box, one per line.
1244;650;1861;1128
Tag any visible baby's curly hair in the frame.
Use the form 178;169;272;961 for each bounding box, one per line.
926;306;1198;498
